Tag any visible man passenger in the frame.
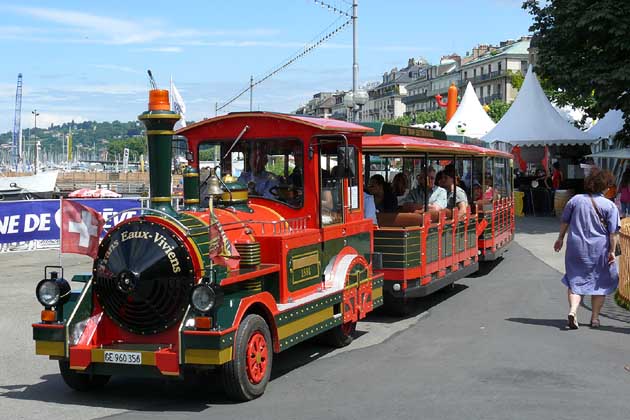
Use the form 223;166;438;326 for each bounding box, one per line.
405;166;447;210
238;146;279;199
441;167;468;212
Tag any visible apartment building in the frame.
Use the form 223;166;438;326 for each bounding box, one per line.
294;91;338;118
359;58;429;122
403;54;461;114
459;36;531;105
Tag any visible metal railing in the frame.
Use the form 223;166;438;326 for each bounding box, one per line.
617;219;630;309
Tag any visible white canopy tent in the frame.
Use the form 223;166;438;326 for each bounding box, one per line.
443;82;496;139
482;66;598;147
588;109;624;139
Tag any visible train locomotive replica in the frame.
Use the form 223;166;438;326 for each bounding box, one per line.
31;89;514;401
32;89;383;401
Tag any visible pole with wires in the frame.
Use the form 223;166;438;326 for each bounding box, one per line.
352;0;358;121
250;75;253;112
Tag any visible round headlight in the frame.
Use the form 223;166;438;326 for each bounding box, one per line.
37;280;60;306
191;284;216;313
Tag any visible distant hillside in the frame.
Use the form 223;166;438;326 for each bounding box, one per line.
0;120;146;159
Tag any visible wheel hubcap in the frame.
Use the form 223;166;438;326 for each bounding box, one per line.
246;331;267;384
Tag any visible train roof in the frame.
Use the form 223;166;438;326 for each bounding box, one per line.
176;112;374;136
362;134;513;159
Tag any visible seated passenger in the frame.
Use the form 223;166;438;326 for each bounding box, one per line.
392;172;409;206
238;148;279;199
363;191;378;225
367;174;398;212
404;166;447;211
443;167;468;212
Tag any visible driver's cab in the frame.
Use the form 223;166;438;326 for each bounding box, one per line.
199;138;304;209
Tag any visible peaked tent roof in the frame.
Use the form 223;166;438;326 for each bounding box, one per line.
482;66;597;146
443;82;496;139
587;109;625;139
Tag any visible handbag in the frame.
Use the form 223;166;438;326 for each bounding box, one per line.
589;194;622;256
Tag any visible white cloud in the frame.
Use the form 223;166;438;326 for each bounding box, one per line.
136;47;183;53
92;64;144;74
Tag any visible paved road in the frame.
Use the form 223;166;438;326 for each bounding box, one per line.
1;217;628;420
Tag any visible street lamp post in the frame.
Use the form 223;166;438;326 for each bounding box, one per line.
32;110;39;173
344;0;368;122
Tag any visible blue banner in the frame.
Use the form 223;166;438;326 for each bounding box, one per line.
0;198;142;244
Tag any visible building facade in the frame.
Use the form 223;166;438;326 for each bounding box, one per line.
459;36;531;105
359;58;429;122
403;55;461;114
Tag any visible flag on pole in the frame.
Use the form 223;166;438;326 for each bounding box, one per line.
170;77;187;131
511;145;527;172
61;199;105;258
541;145;550;176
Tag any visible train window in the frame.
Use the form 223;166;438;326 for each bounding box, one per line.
198;139;303;208
320;147;343;226
493;158;508;199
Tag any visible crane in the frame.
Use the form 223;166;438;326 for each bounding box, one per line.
12;73;23;171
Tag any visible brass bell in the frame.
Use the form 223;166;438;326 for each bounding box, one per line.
207;167;225;197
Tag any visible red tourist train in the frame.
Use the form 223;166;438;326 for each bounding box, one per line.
31;89;513;400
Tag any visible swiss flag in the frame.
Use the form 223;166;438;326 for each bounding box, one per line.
61;199;105;259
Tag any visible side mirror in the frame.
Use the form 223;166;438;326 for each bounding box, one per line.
337;146;356;178
185;150;194;161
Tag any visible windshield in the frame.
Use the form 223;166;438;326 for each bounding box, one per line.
199;138;303;208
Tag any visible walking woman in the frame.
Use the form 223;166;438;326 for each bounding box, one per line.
553;168;620;329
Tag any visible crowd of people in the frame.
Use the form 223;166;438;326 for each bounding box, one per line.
366;164;478;216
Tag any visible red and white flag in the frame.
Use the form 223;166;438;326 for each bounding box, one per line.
61;200;104;258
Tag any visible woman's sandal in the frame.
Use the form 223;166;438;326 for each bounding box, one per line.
590;319;601;329
567;313;579;330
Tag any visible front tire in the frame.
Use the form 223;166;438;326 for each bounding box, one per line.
222;314;273;401
58;361;110;391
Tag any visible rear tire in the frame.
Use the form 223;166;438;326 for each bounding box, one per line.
222;314;273;401
58;360;110;391
323;321;356;348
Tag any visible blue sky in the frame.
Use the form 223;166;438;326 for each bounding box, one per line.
0;0;533;133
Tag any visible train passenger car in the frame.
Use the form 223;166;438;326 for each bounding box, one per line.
360;123;513;313
32;90;383;401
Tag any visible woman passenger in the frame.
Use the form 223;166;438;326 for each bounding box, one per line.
367;174;398;212
443;167;468;212
392;173;409;206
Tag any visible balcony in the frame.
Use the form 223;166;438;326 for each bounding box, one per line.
460;69;507;86
402;91;429;105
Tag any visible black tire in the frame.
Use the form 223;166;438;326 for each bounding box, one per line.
323;321;356;348
384;294;415;316
221;314;273;401
58;360;110;391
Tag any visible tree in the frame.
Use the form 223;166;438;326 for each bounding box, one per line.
507;70;524;91
383;109;447;128
523;0;630;140
487;100;512;123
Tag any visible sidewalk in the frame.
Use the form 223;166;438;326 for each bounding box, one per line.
515;215;629;325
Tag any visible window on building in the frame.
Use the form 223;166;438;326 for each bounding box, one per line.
488;64;492;74
464;71;468;80
497;84;501;98
498;62;502;73
473;69;477;77
521;60;528;73
487;86;491;97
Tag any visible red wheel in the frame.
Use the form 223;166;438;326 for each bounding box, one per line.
222;314;273;401
245;332;268;384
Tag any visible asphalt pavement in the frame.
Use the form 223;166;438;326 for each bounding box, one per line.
0;216;628;420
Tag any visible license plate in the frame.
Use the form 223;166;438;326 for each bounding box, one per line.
104;351;142;365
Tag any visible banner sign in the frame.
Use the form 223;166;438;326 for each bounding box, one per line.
0;198;141;244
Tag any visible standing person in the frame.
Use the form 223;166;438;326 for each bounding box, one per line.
619;169;630;217
551;162;563;190
553;168;620;329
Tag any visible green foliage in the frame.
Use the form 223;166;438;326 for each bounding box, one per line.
107;137;147;159
523;0;630;142
487;100;512;123
383;109;447;128
508;70;524;91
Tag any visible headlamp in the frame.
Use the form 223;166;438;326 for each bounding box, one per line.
191;283;216;313
36;271;71;308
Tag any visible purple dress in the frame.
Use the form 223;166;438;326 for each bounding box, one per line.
561;193;620;295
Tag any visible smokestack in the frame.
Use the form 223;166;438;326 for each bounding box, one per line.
138;89;180;216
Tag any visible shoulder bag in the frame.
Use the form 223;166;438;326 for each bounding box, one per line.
589;194;621;256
